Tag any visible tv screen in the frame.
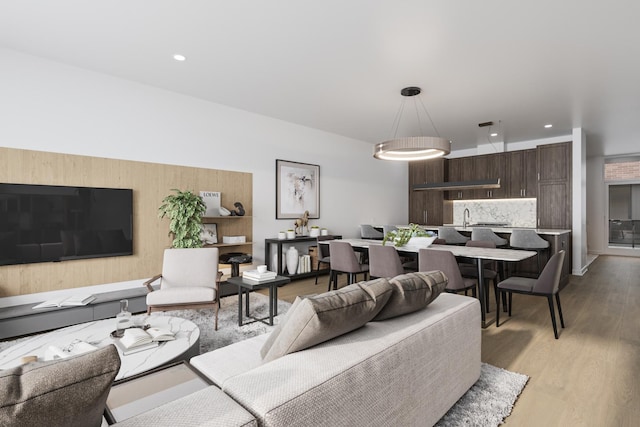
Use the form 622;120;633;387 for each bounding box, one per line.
0;183;133;265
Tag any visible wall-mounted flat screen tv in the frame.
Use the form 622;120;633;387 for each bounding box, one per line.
0;183;133;266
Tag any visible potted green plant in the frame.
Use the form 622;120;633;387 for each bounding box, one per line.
382;224;437;247
158;189;206;248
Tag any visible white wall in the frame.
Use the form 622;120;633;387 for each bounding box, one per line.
0;48;408;268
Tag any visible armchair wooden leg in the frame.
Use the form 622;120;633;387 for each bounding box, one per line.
547;295;559;339
556;293;565;328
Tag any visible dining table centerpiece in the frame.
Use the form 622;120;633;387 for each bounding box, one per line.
382;224;437;248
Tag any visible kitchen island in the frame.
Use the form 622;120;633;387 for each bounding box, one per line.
420;225;571;286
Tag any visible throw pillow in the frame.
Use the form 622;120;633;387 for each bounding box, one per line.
262;278;392;362
0;344;121;427
372;271;448;321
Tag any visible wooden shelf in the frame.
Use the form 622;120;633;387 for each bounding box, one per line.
202;216;252;223
204;242;253;248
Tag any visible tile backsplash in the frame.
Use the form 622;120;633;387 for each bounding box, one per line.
452;199;537;228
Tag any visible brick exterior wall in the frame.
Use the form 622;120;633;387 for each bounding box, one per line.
605;161;640;181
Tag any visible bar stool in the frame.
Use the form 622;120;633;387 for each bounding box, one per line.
471;227;508;247
437;227;469;245
509;229;550;275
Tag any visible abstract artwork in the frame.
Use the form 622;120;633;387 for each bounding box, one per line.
276;159;320;219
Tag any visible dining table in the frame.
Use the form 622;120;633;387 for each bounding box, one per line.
319;238;536;328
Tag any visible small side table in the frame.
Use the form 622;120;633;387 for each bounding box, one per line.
226;275;291;326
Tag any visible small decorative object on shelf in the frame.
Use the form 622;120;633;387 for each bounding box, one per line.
200;223;218;245
286;229;296;239
286;246;299;275
309;226;320;237
199;191;221;217
294;210;310;235
321;228;329;236
278;231;286;240
231;202;245;216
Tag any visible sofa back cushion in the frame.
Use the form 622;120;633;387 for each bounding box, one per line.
372;271;448;321
0;344;121;427
261;278;392;362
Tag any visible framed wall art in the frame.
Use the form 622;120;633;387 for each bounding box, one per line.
276;159;320;219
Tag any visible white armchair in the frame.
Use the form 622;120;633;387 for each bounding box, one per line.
144;247;223;330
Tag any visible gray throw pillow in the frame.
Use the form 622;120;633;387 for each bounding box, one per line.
262;278;392;362
0;344;121;427
372;271;448;321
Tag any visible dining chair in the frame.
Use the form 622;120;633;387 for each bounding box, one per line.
315;235;337;285
496;250;566;339
360;224;384;240
368;244;405;279
509;229;550;275
470;227;508;247
458;240;503;313
418;248;477;297
329;241;369;291
437;227;470;245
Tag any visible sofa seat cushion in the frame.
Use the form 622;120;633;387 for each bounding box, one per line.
261;278;393;362
222;293;481;427
0;344;120;427
146;287;215;305
112;386;257;427
372;271;448;320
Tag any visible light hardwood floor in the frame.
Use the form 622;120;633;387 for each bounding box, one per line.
261;255;640;426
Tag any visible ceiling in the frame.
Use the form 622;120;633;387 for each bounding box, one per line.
1;0;639;158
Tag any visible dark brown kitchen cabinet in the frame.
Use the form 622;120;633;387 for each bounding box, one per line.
537;142;571;228
473;153;507;199
508;149;537;198
447;157;474;200
408;158;446;225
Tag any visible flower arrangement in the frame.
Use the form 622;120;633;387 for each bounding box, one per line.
382;224;437;247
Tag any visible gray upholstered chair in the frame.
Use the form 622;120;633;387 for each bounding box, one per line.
329;241;369;291
315;235;337;285
144;247;222;330
360;224;384;240
368;244;405;279
418;248;477;297
471;227;508;247
437;227;470;245
496;250;566;339
509;229;550;274
458;240;503;313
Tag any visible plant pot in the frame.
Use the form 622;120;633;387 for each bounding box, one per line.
286;230;296;239
310;228;320;237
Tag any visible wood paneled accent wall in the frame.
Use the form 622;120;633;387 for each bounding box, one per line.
0;147;252;297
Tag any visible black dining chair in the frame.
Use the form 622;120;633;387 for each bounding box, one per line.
315;235;337;285
458;240;503;313
496;250;566;339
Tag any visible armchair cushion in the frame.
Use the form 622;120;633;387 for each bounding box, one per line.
372;271;448;321
0;345;120;427
146;286;216;306
261;279;392;362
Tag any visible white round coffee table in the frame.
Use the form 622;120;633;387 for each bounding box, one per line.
0;314;199;380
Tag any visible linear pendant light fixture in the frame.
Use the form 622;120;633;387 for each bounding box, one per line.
374;86;451;161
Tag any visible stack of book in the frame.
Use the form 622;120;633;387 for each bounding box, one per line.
297;254;312;274
242;269;277;283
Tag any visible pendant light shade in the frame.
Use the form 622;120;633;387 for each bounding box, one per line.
374;87;451;161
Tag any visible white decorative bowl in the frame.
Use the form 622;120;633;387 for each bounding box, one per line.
400;236;437;249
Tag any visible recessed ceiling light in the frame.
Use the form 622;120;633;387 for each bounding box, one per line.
173;54;187;62
544;124;553;128
490;132;498;137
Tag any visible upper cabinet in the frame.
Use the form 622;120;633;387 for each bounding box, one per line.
473;153;507;199
447;157;475;200
507;149;537;198
537;142;572;228
408;158;446;225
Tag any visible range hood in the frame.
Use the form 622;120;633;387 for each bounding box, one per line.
413;178;501;191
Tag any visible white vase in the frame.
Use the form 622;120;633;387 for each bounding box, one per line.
286;246;299;275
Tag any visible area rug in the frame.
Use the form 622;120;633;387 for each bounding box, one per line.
0;293;528;426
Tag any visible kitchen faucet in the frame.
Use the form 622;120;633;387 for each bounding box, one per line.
463;208;470;228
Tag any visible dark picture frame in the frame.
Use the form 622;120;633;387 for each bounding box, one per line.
276;159;320;219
